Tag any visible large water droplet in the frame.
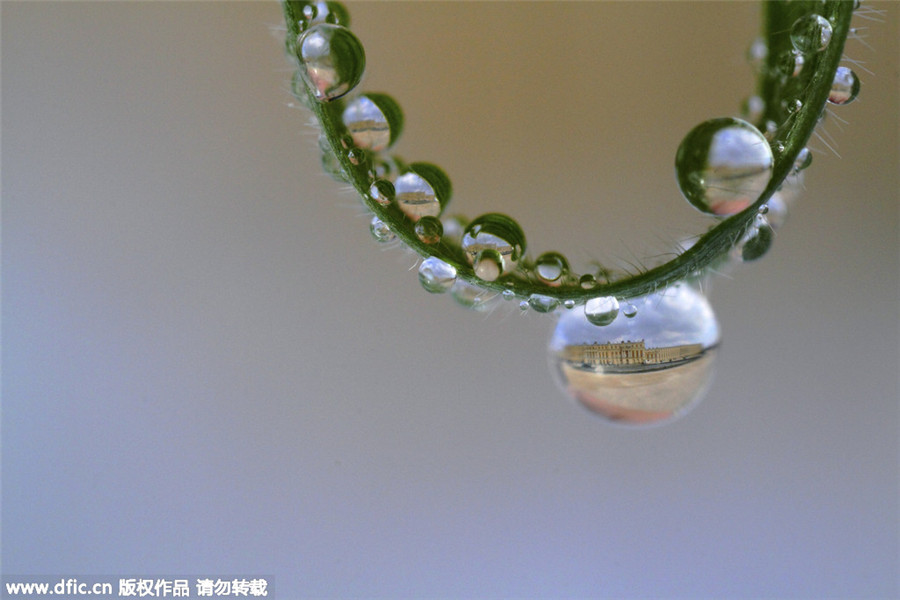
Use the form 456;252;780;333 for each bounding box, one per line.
827;66;861;105
461;213;527;276
394;163;452;221
585;296;620;327
342;93;404;151
790;14;833;53
548;285;720;426
675;118;774;216
418;257;456;293
297;24;365;102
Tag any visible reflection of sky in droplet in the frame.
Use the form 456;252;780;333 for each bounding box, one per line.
550;284;720;352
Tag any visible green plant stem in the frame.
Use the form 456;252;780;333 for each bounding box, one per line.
290;0;854;302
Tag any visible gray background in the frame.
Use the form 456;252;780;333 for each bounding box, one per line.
3;2;898;597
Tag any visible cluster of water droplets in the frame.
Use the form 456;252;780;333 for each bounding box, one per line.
286;0;863;425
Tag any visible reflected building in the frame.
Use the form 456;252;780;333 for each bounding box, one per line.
562;339;704;370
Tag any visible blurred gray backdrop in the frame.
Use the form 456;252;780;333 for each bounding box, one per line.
3;2;898;597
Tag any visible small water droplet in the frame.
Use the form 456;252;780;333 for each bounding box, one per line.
528;294;560;314
450;280;498;312
295;1;350;29
535;251;569;284
764;193;789;230
792;147;812;173
585;296;620;327
827;66;860;105
786;98;803;114
501;289;516;301
368;179;394;206
746;37;768;73
414;216;443;245
394;163;452;221
318;134;348;182
372;155;405;180
297;24;365;102
790;14;833;53
342;93;404;151
519;300;530;311
418;257;456;293
461;213;527;276
675;118;774;216
289;70;313;108
473;250;503;282
579;274;597;289
741;95;765;124
772;141;786;154
622;303;638;318
548;285;720;426
776;49;805;78
440;215;467;245
563;299;576;310
301;4;317;23
346;148;365;166
739;220;775;262
369;216;394;243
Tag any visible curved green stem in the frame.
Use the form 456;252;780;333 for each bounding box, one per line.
287;0;854;302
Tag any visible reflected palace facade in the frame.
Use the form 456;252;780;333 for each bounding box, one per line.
562;340;704;368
